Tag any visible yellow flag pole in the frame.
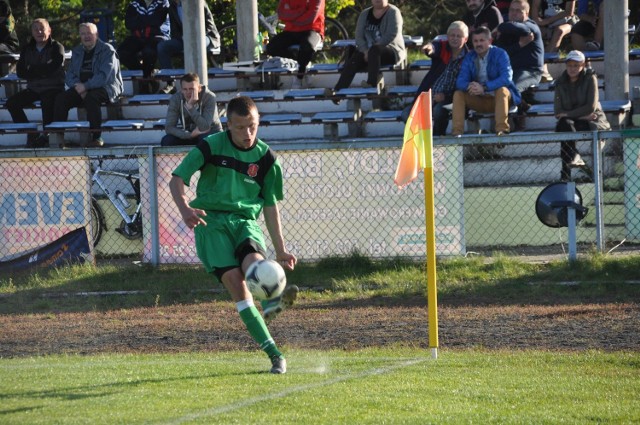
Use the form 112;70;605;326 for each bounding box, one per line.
423;101;438;359
424;165;438;358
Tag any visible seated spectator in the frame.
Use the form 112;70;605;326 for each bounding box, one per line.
157;0;220;70
495;0;512;20
0;0;19;54
403;21;469;136
118;0;169;92
266;0;324;89
530;0;577;82
332;0;406;99
554;50;609;181
451;26;520;137
53;23;124;148
161;73;222;146
571;0;603;51
7;19;65;148
462;0;503;41
495;0;544;127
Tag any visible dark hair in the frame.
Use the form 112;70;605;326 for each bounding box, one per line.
180;72;200;84
471;26;492;39
227;96;258;118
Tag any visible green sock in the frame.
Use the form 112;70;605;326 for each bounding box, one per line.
238;305;282;359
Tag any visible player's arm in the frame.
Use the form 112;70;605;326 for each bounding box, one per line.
169;175;207;229
263;204;297;270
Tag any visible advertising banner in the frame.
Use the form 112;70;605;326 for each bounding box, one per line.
144;147;464;263
0;157;91;262
0;227;91;273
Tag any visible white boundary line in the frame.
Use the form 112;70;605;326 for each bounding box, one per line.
159;357;428;425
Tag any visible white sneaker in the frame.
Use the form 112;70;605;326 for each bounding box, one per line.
270;356;287;374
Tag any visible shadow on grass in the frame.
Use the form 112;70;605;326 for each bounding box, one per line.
1;252;639;315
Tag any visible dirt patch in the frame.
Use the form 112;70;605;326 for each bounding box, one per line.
1;297;638;357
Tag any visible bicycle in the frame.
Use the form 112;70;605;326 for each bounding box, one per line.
218;12;349;64
89;158;143;247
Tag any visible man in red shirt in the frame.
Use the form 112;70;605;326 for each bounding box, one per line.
266;0;325;88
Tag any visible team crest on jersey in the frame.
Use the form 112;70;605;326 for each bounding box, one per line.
247;163;259;177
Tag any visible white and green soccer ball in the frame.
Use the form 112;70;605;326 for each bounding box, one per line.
245;259;286;300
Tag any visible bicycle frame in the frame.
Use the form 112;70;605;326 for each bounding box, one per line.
91;160;142;231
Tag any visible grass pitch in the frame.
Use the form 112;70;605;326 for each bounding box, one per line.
1;349;639;424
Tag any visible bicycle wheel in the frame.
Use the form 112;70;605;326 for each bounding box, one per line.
90;197;105;248
218;22;239;63
317;17;349;63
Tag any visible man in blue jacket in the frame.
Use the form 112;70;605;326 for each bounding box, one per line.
451;25;520;136
53;23;123;147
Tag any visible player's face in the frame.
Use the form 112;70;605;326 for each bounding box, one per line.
79;26;98;50
508;3;527;23
565;60;585;80
32;22;51;45
447;28;467;50
227;110;260;149
466;0;484;13
472;33;491;57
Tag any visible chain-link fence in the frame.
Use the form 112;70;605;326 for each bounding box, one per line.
1;130;640;270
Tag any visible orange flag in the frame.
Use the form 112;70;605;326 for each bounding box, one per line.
393;91;433;188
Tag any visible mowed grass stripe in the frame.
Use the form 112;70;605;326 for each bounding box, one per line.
159;357;427;425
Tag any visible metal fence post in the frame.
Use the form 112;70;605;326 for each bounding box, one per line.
148;146;160;266
592;131;605;252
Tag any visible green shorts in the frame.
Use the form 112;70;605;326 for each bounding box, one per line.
194;211;266;276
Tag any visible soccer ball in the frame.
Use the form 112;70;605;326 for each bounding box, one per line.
245;259;287;300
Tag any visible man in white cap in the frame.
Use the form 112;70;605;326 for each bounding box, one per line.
553;49;610;180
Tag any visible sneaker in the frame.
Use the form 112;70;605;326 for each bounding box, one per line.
540;71;553;83
270;355;287;374
86;137;104;148
263;285;299;325
570;154;586;167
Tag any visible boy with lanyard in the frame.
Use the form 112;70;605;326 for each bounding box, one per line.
169;96;298;374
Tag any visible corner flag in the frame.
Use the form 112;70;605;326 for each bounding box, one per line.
393;91;439;358
393;91;432;188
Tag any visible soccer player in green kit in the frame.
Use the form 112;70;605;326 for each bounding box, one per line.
169;96;298;374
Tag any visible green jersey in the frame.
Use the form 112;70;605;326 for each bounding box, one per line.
172;130;284;220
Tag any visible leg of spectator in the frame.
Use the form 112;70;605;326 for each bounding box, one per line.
556;117;576;180
333;50;366;91
7;89;39;123
52;89;83;147
266;32;295;58
549;23;572;52
141;39;162;77
157;38;184;69
365;45;395;87
40;89;62;127
432;101;451;137
296;31;321;76
494;87;511;134
160;134;190;146
451;90;467;136
117;36;144;71
83;88;110;141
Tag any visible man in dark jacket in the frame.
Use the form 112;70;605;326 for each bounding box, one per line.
117;0;169;82
157;0;220;69
495;0;544;127
0;0;19;54
462;0;504;39
7;18;65;148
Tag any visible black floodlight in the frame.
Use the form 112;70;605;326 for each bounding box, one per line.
535;182;588;228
